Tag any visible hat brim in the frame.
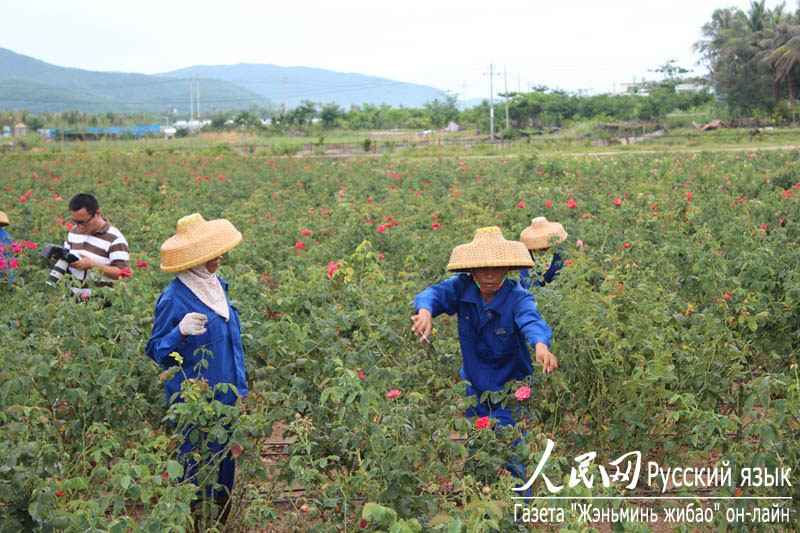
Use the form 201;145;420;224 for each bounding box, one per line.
446;227;535;271
160;219;242;272
520;222;568;250
446;258;533;272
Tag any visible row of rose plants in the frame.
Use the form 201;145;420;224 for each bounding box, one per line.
0;146;798;531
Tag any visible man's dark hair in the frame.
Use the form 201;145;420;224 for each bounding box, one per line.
68;193;99;215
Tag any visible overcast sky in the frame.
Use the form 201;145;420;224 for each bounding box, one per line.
1;0;794;101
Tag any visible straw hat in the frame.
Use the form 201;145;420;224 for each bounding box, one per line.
0;211;8;227
160;213;242;273
520;217;568;250
446;226;534;272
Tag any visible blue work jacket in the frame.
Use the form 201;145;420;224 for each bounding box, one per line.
414;273;552;395
145;277;248;407
519;251;564;289
0;228;14;284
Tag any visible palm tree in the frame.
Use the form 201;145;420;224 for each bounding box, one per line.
761;26;800;99
694;3;796;113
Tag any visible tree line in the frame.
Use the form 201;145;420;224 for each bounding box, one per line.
0;81;718;137
695;0;800;119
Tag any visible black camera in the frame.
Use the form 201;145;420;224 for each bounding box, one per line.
40;243;80;286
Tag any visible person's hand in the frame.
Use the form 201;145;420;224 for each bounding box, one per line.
69;254;94;271
411;309;433;343
179;312;208;336
535;343;558;374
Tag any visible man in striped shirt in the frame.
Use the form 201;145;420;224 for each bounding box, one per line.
64;193;130;296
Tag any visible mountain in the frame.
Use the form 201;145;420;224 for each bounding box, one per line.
0;47;269;114
160;63;449;109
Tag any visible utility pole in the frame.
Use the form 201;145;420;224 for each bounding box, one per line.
483;63;500;139
503;66;510;130
189;79;194;121
282;77;288;112
196;79;200;119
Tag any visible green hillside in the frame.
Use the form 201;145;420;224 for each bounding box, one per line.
0;47;270;113
161;63;448;108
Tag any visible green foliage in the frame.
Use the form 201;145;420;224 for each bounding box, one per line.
210;114;227;130
0;146;798;530
695;1;800;118
499;127;519;140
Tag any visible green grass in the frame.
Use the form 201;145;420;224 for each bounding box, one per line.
32;125;800;159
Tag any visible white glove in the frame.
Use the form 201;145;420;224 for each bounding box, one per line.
179;312;208;336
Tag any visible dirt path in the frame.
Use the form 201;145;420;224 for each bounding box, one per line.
298;144;800;160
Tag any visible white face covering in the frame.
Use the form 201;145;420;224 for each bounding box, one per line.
177;263;230;322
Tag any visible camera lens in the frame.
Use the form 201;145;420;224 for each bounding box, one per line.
47;259;69;286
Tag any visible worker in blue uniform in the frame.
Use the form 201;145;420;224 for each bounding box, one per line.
145;213;247;527
411;226;558;484
518;217;568;289
0;211;16;286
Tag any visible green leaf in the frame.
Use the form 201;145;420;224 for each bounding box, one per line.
362;502;380;520
447;519;464;533
758;387;770;410
428;513;453;526
166;460;182;479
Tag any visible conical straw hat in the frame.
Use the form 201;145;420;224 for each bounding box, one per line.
446;226;534;272
0;211;8;227
160;213;242;273
520;217;568;250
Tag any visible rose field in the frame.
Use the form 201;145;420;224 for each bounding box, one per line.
0;145;799;532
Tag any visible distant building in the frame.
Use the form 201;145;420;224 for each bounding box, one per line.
14;123;27;136
615;83;649;96
173;119;208;131
164;127;177;139
2;125;9;137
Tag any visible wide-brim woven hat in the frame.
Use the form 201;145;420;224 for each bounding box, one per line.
520;217;568;250
160;213;242;273
0;211;8;227
446;226;534;272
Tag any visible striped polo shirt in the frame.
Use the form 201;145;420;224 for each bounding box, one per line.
63;219;130;294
